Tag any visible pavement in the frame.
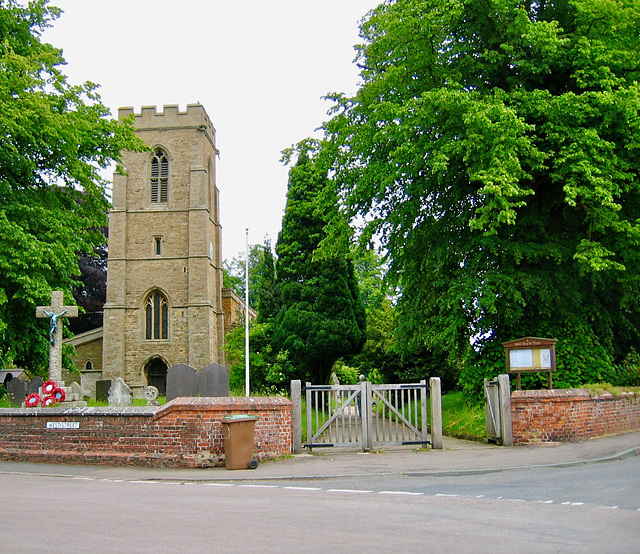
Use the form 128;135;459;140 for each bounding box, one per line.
0;431;638;482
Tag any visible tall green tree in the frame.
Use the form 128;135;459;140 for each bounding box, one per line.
273;147;366;385
323;0;640;396
0;0;143;372
223;240;276;311
257;239;279;322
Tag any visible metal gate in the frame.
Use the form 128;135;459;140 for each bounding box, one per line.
305;380;429;450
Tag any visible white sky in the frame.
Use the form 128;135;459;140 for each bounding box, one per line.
42;0;379;261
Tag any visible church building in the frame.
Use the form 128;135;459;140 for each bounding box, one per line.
67;104;250;396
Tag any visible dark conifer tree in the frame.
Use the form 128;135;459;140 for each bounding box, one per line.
272;150;366;384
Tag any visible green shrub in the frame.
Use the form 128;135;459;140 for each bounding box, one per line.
617;349;640;386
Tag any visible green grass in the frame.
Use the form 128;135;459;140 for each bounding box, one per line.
441;391;486;442
85;397;166;407
0;395;166;408
581;383;640;397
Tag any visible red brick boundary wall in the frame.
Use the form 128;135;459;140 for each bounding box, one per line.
0;396;292;468
511;389;640;445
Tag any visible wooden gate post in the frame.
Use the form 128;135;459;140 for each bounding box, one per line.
361;379;373;451
291;380;302;454
498;374;513;446
429;377;443;449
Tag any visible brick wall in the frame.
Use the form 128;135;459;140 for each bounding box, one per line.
0;396;292;468
511;389;640;445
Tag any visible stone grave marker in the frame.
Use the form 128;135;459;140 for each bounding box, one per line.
166;363;197;402
145;386;160;406
7;378;26;405
96;380;112;401
28;377;44;396
108;377;132;406
197;363;229;397
68;381;84;402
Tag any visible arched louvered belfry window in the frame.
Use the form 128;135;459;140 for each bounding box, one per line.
145;290;168;340
151;148;168;203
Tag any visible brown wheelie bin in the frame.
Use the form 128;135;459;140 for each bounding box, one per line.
221;415;259;470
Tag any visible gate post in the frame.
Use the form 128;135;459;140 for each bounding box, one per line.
429;377;443;449
498;374;513;446
361;379;373;451
291;380;302;454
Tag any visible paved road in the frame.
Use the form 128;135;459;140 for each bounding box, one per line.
1;457;638;553
277;455;640;510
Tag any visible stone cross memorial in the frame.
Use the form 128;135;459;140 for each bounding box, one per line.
36;290;78;383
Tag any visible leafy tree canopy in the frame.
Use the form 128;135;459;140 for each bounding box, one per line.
322;0;640;396
222;243;267;309
0;0;144;372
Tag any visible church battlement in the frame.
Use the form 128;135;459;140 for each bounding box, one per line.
118;104;216;139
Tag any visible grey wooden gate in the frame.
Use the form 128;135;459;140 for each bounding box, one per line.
484;374;513;446
304;379;435;450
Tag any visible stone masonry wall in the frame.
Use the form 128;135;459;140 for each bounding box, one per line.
511;389;640;445
0;396;292;468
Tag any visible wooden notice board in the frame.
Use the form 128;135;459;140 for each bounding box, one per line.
502;337;557;390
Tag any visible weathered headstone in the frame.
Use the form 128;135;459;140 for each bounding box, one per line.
166;363;197;402
35;291;78;383
96;380;112;401
28;377;44;396
144;386;160;406
108;377;132;406
67;381;84;402
196;363;229;397
7;378;26;405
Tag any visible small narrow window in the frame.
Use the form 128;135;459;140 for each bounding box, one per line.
151;148;168;204
155;237;162;256
84;360;93;370
145;291;168;340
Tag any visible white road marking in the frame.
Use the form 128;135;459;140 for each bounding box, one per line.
203;483;234;487
32;474;640;510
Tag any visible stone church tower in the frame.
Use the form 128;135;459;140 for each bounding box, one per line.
101;104;225;394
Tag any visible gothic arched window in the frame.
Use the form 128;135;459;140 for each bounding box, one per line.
151;148;168;204
145;290;168;340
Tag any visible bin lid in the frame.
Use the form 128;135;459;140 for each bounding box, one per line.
221;414;259;423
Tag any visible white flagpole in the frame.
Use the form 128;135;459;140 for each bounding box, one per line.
245;228;250;397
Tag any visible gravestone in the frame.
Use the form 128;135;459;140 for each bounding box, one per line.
7;378;26;405
196;363;229;397
108;378;132;406
68;381;84;402
96;380;112;401
145;386;160;406
166;363;197;402
28;377;44;396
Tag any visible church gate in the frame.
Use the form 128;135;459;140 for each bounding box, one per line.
298;379;442;451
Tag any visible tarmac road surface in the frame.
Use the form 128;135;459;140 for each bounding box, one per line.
0;463;638;553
